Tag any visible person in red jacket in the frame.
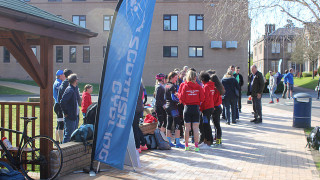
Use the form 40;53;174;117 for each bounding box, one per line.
199;72;215;148
81;84;93;118
180;70;204;152
211;74;225;147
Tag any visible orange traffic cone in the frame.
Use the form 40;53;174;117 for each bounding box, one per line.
247;96;252;104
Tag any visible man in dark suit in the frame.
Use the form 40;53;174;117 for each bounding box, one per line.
247;65;265;124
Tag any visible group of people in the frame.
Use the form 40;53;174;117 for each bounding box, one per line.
151;65;247;152
53;69;93;143
267;68;295;104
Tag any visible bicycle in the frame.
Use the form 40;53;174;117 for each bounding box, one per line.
0;117;63;180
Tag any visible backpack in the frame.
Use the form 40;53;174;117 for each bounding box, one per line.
71;124;94;150
144;134;157;149
0;161;25;180
306;126;320;150
154;129;171;150
84;102;97;125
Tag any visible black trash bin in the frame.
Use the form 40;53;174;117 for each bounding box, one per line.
293;93;312;128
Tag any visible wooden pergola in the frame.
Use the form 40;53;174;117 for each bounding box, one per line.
0;0;97;177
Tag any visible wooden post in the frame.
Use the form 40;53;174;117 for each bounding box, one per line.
40;37;53;178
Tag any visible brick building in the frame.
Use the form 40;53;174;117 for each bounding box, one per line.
0;0;250;86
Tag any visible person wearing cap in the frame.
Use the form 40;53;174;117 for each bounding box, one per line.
53;70;66;143
60;74;80;143
154;73;167;132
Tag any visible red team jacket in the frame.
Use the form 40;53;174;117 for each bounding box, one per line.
81;91;92;113
213;87;222;107
179;81;205;105
200;81;215;111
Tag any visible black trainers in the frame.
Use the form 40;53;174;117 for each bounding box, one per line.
254;120;262;124
250;119;257;122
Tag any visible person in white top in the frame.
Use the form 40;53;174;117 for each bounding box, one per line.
268;71;279;103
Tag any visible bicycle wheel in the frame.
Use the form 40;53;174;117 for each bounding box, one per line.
19;135;63;180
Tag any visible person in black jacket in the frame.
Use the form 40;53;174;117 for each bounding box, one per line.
234;67;244;113
222;70;240;125
60;74;80;143
154;73;167;132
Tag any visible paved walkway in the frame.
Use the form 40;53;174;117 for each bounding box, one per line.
59;104;320;180
0;80;40;94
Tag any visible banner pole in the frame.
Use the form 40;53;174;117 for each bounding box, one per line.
89;0;124;176
127;147;136;172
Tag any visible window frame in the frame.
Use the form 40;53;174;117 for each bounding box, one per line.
3;47;10;63
189;46;203;57
189;14;204;31
163;46;178;58
83;46;90;63
103;15;113;31
56;46;63;63
69;46;77;63
72;15;86;28
271;42;280;53
163;14;178;31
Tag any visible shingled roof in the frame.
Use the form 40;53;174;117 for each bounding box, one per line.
0;0;97;38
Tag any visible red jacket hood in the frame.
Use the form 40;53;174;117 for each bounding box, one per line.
179;81;205;105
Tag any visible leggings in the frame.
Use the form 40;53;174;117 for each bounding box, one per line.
200;108;214;144
166;107;181;131
212;106;222;139
155;105;167;128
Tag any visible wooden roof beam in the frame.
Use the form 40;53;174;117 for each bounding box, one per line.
11;31;46;88
0;38;44;88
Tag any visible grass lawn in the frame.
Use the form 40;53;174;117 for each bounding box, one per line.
0;85;33;95
294;77;319;90
0;78;38;86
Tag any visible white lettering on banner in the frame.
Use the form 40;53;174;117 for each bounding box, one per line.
99;132;112;161
99;0;148;162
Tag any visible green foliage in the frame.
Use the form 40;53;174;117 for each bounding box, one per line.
265;72;270;81
145;86;155;96
302;72;313;77
317;66;320;76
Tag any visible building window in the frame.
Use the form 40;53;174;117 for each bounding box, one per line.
72;0;86;1
271;42;280;53
271;60;279;72
103;15;113;31
48;0;62;2
72;15;86;28
56;46;63;63
31;46;37;56
189;46;203;57
3;47;10;63
254;47;257;56
83;46;90;63
163;46;178;57
287;42;295;53
69;46;76;63
163;15;178;31
189;15;203;31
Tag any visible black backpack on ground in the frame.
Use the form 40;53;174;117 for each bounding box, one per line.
144;134;157;149
84;102;97;125
306;126;320;150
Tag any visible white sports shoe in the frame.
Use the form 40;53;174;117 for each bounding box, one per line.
201;144;211;149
